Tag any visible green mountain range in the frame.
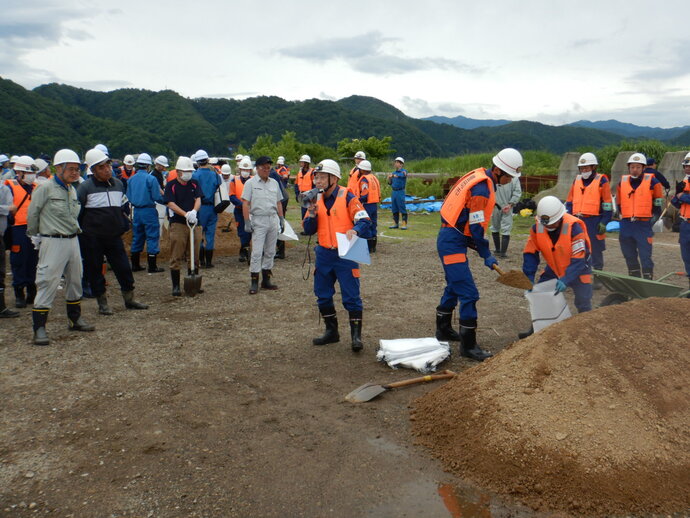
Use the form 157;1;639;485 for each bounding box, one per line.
0;76;667;159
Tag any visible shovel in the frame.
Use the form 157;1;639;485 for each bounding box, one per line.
652;202;671;233
345;370;456;403
184;220;202;297
493;264;533;290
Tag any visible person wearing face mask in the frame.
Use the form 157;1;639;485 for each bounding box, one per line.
616;153;664;280
294;155;314;220
219;164;234;214
191;149;222;268
671;151;690;289
229;157;253;263
163;157;202;296
518;196;593;339
565;152;612;288
302;159;373;352
434;148;522;361
5;155;39;308
77;148;148;315
33;158;51;186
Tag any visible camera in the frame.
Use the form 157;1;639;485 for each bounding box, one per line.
298;188;320;208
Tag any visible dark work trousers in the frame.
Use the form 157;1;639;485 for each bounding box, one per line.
10;224;38;287
82;233;135;297
0;233;6;291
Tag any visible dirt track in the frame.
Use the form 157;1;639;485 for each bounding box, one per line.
1;213;688;517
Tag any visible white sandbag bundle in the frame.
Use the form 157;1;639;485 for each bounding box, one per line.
377;337;450;373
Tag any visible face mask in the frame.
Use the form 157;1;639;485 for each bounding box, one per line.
35;176;48;184
241;171;250;178
222;176;231;183
181;172;193;182
23;174;36;183
580;171;592;180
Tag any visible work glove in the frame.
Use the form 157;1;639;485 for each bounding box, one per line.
279;217;285;234
185;210;197;224
676;181;686;195
484;255;498;271
554;279;567;294
597;222;607;235
30;235;42;251
244;220;253;233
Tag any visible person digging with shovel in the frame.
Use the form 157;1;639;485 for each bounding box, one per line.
517;196;593;339
435;148;523;361
163;157;202;297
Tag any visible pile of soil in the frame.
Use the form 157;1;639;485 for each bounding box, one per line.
411;297;690;516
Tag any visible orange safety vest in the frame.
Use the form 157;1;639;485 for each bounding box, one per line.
316;188;354;249
440;168;495;237
7;180;32;226
347;167;360;194
296;168;314;193
166;169;178;182
276;165;290;180
533;213;591;281
359;173;381;203
619;174;653;218
230;176;245;199
571;174;605;216
119;166;135;180
680;179;690;219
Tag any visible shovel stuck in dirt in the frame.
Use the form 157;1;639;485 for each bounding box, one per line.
345;370;456;403
493;265;533;290
184;221;202;297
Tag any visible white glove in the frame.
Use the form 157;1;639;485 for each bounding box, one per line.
186;210;197;224
31;236;42;250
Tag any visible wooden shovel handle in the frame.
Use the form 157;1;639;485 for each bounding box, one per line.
493;265;506;276
383;370;456;389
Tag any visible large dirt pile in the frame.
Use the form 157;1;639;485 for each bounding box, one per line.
411;297;690;516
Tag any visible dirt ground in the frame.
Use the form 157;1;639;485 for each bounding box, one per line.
1;211;688;518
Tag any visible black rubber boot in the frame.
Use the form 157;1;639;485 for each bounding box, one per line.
642;270;653;280
96;294;113;315
204;249;214;268
275;241;286;259
0;289;20;318
349;310;363;352
199;245;206;267
435;307;461;341
147;254;164;273
131;252;145;272
249;273;259;294
459;320;492;361
66;300;95;332
14;286;26;308
26;283;36;305
389;213;399;229
628;269;641;278
500;235;510;258
368;237;377;254
492;232;501;254
261;269;278;290
518;325;534;339
123;290;148;310
171;270;181;296
239;246;249;263
32;308;50;346
313;306;339;345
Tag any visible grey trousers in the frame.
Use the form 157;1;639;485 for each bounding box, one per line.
33;237;82;309
249;214;278;273
489;206;514;235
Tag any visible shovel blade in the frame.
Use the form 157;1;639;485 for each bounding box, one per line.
184;274;201;297
345;383;388;403
497;269;533;290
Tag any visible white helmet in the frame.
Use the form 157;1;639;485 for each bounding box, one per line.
536;196;566;226
136;153;153;166
0;154;9;164
175;156;195;172
154;155;169;167
209;157;219;165
123;154;135;166
221;164;232;175
14;155;36;173
492;148;523;177
34;158;49;174
53;149;81;166
299;154;311;164
10;155;19;163
682;152;690;166
578;152;598;167
277;156;285;165
627;153;646;166
354;151;366;159
195;149;209;162
235;154;244;161
85;148;110;169
394;156;405;164
95;143;109;156
358;160;372;172
315;159;341;179
239;157;252;170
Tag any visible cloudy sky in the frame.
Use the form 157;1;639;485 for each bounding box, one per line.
4;0;690;127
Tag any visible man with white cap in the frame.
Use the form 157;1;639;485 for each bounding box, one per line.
27;149;95;346
230;157;253;262
152;155;169;233
33;158;51;186
118;155;136;183
347;151;366;193
0;175;19;318
78;148;148;315
126;153;165;273
387;157;408;229
0;154;11;180
350;159;381;253
1;155;18;181
671;152;690;289
192;149;222;268
294;155;314;220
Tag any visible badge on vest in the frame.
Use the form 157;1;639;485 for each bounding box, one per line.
571;239;585;255
469;210;485;224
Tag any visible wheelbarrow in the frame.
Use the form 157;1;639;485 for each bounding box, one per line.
593;269;690;306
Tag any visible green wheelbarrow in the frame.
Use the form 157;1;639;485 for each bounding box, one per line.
593;269;690;306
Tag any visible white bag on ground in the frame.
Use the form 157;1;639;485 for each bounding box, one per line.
525;278;572;333
377;337;450;373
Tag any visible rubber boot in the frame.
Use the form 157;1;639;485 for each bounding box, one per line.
123;290;148;310
500;235;510;258
170;270;181;296
389;213;399;229
518;325;534;340
492;232;501;254
435;307;461;341
368;238;377;254
131;252;145;272
275;240;286;259
349;310;364;352
96;294;113;316
239;246;249;263
313;306;339;345
26;283;36;305
261;269;278;290
628;269;641;278
204;249;214;269
401;215;408;230
0;289;20;318
642;270;653;281
147;254;164;273
459;320;492;361
14;286;26;308
249;273;259;295
199;245;206;268
66;300;95;332
32;308;50;346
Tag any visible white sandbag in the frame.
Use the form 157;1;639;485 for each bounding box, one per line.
525;278;572;333
377;337;450;373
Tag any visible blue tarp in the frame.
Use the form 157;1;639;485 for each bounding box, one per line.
380;196;442;213
606;221;620;232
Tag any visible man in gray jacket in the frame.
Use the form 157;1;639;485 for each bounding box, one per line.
490;174;522;258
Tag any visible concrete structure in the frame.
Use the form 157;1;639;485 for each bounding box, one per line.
609;151;636;189
659;151;689;184
533;152;580;202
